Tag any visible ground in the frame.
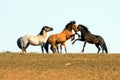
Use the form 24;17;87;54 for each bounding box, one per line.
0;52;120;80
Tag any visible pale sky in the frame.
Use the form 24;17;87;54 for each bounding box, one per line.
0;0;120;53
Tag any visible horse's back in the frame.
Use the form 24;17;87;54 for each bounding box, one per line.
22;34;40;41
48;33;67;44
23;34;46;45
21;34;30;41
47;34;57;44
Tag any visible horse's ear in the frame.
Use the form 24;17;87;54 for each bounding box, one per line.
41;26;44;30
70;21;76;24
44;26;49;28
43;26;45;28
44;26;47;27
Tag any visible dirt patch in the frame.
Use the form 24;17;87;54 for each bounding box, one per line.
0;53;120;80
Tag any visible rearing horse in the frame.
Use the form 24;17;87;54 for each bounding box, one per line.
17;26;53;53
72;24;108;53
45;21;78;53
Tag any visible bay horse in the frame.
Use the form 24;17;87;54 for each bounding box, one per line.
72;24;108;53
45;21;78;53
17;26;53;53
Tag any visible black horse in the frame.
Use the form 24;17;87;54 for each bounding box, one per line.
72;24;108;54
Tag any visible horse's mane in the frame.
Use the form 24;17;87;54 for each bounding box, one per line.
64;21;76;30
38;27;44;35
78;24;91;33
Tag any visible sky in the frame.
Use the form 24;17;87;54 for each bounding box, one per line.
0;0;120;53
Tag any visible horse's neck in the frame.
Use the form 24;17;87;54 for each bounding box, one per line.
65;28;72;32
81;30;90;35
81;30;88;37
63;29;72;34
38;30;47;38
63;29;73;39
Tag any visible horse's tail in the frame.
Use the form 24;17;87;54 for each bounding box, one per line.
45;40;49;53
97;36;108;53
17;37;24;49
103;42;108;53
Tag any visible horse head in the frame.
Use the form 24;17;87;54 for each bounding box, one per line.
43;26;53;32
71;21;78;32
78;24;91;33
64;21;78;32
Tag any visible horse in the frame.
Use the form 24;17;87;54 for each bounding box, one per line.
45;21;78;53
72;24;108;54
17;26;53;53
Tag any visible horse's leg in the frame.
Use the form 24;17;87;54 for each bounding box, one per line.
22;48;25;53
50;46;52;52
72;39;81;45
56;44;60;53
82;41;87;52
75;32;81;38
41;44;44;53
64;46;67;53
71;35;75;41
52;47;56;53
50;45;56;53
99;43;105;53
24;49;27;53
21;45;27;53
23;43;29;53
71;33;81;41
57;43;63;53
60;44;62;53
95;44;101;54
53;47;56;53
22;47;26;53
63;43;67;53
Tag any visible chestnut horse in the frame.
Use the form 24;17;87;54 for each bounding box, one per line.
72;24;108;53
45;21;78;53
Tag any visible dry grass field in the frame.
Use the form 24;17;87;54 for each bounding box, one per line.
0;52;120;80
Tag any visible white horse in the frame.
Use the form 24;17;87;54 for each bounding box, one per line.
17;26;53;53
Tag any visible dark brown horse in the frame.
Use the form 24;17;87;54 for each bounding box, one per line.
45;21;78;53
72;24;108;53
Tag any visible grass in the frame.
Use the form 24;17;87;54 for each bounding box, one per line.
0;52;120;80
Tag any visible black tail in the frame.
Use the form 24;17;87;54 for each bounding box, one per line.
45;40;49;53
17;37;23;49
103;42;108;53
97;36;108;53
